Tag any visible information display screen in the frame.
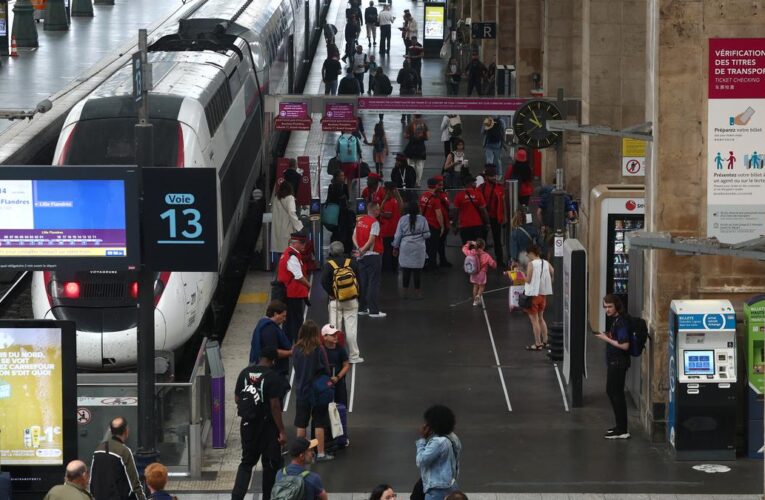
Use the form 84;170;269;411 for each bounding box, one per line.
683;350;715;375
0;322;76;467
424;5;445;41
0;166;140;271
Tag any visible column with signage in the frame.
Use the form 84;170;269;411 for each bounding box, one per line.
707;39;765;243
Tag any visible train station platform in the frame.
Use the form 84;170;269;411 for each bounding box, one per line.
0;0;184;133
168;0;763;498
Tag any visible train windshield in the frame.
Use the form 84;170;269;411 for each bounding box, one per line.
63;118;181;166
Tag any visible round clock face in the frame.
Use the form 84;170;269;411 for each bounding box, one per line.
512;100;562;149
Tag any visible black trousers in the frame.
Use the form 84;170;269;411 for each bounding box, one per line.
382;236;398;272
231;420;282;500
285;297;305;343
380;25;391;53
460;225;485;244
402;268;421;289
489;218;504;265
467;79;483;96
438;230;449;265
425;224;440;268
606;362;629;432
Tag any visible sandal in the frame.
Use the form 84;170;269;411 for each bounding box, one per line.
542;342;550;348
525;344;544;351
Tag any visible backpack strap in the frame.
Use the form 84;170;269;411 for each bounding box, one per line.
343;258;351;267
328;260;339;270
299;470;311;478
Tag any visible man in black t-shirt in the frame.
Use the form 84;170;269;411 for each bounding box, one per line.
231;347;289;500
321;324;350;406
322;56;342;95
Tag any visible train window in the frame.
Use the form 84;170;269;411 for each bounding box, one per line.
63;118;179;166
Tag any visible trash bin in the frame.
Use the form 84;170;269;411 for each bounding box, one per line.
206;340;226;449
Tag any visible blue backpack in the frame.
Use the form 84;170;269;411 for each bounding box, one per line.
337;135;360;163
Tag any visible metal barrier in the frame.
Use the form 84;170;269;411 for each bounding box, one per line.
76;338;212;477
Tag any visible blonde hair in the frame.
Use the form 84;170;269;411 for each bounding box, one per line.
511;209;525;228
295;320;322;354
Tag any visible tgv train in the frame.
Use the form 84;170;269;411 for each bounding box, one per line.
31;0;318;370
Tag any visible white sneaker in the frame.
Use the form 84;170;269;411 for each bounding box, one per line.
604;431;631;440
472;299;479;307
369;311;387;318
358;309;369;316
350;357;365;364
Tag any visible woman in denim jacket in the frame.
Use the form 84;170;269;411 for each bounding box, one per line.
415;405;462;500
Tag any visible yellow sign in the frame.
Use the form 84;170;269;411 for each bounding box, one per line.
0;328;64;465
622;138;647;158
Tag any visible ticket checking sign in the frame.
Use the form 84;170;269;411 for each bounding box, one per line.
142;168;218;272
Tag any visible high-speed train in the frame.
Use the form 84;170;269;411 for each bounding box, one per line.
31;0;318;370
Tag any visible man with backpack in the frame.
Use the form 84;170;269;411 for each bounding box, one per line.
481;116;505;171
231;347;289;500
593;294;632;440
272;438;328;500
336;129;363;193
338;67;361;95
321;241;363;363
89;417;146;500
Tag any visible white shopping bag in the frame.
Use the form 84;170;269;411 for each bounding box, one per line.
328;402;344;439
509;285;525;310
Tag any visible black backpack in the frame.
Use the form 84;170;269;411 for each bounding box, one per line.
378;75;393;95
627;315;651;357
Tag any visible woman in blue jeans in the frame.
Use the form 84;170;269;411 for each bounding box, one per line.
415;405;462;500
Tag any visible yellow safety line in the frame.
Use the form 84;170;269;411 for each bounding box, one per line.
237;292;269;304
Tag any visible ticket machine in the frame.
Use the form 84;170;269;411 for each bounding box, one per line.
668;300;737;460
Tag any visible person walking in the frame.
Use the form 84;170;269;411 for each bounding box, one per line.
377;4;394;55
231;346;288;500
370;122;389;173
445;57;461;95
404;114;429;187
271;181;304;265
504;148;533;206
415;405;462;500
337;128;364;195
90;417;146;500
43;460;93;500
277;232;311;342
443;138;467;190
273;438;329;499
372;67;393;122
594;294;632;440
391;153;417;192
419;177;446;271
321;241;363;363
351;45;369;94
366;54;379;95
364;1;379;47
406;35;424;92
379;181;403;272
338;67;362;95
145;463;176;500
249;299;292;382
292;321;335;461
454;176;488;243
322;54;342;95
477;165;506;266
464;52;487;96
481;116;505;170
353;201;386;317
327;171;356;254
462;238;496;306
393;201;430;299
520;245;553;351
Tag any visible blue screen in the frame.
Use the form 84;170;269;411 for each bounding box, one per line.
683;350;715;375
33;180;126;230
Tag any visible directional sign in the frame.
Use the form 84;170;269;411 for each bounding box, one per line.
132;53;143;104
471;22;496;40
142;168;218;272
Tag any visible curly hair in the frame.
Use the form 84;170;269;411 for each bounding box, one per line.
424;404;456;436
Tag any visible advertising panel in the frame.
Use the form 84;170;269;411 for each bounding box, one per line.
358;96;526;115
0;167;141;271
0;323;75;467
707;39;765;243
424;5;444;41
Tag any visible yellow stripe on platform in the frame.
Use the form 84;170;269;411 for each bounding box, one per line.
237;292;269;304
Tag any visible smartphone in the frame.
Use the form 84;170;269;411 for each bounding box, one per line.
355;197;367;214
310;198;321;216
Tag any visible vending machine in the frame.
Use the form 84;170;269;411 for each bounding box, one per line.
745;295;765;458
588;185;645;333
668;300;737;460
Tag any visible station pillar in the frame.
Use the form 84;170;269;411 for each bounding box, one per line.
11;0;39;48
44;0;69;31
71;0;94;17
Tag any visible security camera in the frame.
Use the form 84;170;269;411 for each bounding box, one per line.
36;99;53;114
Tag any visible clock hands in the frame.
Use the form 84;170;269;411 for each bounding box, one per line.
529;110;543;128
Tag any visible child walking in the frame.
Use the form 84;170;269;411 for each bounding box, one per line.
462;238;496;306
371;122;389;175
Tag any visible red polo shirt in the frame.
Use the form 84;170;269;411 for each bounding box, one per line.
454;188;486;228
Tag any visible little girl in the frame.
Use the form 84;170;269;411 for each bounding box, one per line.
371;122;389;175
462;238;496;306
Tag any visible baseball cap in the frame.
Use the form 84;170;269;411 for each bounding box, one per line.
368;172;382;180
427;177;439;188
288;437;318;457
515;149;528;162
433;175;444;183
321;324;341;337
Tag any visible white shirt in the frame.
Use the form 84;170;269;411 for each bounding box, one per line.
286;250;304;280
378;10;394;26
352;52;367;74
525;258;552;296
406;19;418;39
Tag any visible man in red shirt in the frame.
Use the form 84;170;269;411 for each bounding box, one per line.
379;182;403;272
433;175;453;268
454;176;488;244
361;172;385;205
277;233;311;342
352;202;386;317
478;165;506;266
419;177;446;271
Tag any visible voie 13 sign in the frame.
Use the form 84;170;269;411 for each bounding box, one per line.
142;167;218;272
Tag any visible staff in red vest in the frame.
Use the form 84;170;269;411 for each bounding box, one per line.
277;232;311;342
478;165;507;266
352;202;386;318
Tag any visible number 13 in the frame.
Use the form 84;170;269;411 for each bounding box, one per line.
160;208;202;239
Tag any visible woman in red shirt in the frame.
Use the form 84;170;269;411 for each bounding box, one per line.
379;182;404;272
453;176;488;244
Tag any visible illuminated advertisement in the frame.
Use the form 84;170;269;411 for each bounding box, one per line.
0;327;65;465
0;166;140;271
424;5;445;41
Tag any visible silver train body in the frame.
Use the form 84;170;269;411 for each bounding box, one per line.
32;0;314;369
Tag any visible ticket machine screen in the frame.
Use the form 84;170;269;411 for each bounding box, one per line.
683;350;715;375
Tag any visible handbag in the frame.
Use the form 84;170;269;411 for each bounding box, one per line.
410;478;425;500
328;402;344;438
518;292;532;309
439;40;451;60
327;156;341;176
